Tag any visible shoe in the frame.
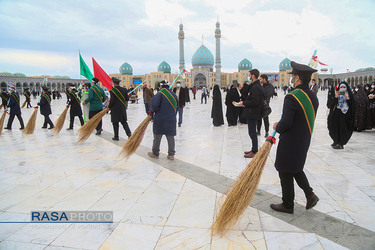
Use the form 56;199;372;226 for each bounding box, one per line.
4;127;11;130
265;132;269;138
331;142;336;147
306;193;319;209
270;203;294;214
148;152;159;159
127;134;132;139
95;129;103;135
257;131;261;136
244;151;256;158
332;144;344;149
66;128;73;130
112;137;119;141
244;150;252;154
178;124;181;127
19;127;24;130
41;126;47;129
167;155;174;160
48;126;54;130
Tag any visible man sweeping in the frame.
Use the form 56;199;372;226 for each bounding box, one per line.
4;84;24;130
147;80;178;160
271;61;319;214
82;77;106;135
66;84;84;130
38;86;54;129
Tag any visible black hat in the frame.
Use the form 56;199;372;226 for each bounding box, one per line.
112;77;120;84
42;86;48;91
92;77;99;83
160;80;169;86
24;87;29;90
288;61;317;75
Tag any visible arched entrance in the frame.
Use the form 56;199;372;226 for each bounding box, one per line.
194;73;207;87
1;82;7;90
16;82;22;92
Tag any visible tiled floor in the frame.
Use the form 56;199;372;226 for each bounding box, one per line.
0;89;374;249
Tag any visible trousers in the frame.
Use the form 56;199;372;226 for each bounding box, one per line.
112;121;131;138
279;171;313;209
152;134;175;156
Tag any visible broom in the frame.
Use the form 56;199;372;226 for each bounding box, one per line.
0;104;3;110
211;130;277;235
0;111;7;135
120;114;152;159
23;107;38;135
77;107;109;143
52;105;69;135
21;100;27;108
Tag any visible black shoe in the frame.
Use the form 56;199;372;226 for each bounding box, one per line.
41;127;47;129
95;129;103;135
270;203;294;214
332;144;344;149
19;127;24;130
331;142;335;147
112;137;119;141
48;126;54;130
265;132;269;138
66;128;73;130
306;193;319;210
127;134;132;138
178;124;181;127
4;127;11;130
257;131;261;136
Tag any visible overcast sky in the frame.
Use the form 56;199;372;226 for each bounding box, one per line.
1;0;374;79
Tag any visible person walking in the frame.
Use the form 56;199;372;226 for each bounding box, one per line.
148;80;178;160
310;79;319;95
143;82;154;115
38;86;54;129
24;88;32;108
66;85;84;130
201;86;208;104
4;84;24;130
257;74;274;137
177;85;186;127
270;61;319;214
239;69;264;158
82;77;106;135
192;86;197;100
211;84;224;126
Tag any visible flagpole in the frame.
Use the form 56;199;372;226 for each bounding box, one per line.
169;67;185;89
129;81;144;94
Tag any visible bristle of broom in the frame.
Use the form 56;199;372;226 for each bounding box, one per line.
52;106;69;135
21;100;26;108
0;104;3;110
120;115;152;159
77;108;108;143
211;141;273;235
0;112;6;135
23;108;38;135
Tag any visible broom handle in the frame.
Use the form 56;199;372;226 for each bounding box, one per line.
129;82;144;94
270;118;282;137
169;68;185;89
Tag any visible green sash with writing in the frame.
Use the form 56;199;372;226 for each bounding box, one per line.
24;91;30;99
91;85;103;101
71;91;80;103
11;93;20;106
42;94;51;104
159;88;177;112
110;87;127;108
1;92;8;101
289;89;315;135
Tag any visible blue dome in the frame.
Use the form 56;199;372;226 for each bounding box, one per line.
157;61;171;73
0;72;13;77
279;58;292;71
120;62;133;75
356;67;375;72
192;45;214;67
238;58;252;71
13;72;26;77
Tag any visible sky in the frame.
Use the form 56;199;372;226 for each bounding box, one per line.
0;0;374;79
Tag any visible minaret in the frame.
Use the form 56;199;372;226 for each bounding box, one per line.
178;22;185;87
215;21;221;87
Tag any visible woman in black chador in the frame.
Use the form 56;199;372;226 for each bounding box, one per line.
327;82;356;149
225;84;240;126
211;84;224;126
353;84;371;131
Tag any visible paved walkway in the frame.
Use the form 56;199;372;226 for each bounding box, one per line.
0;89;374;249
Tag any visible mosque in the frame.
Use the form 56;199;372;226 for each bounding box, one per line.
1;22;375;91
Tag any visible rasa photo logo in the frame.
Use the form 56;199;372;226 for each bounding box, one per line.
31;211;113;223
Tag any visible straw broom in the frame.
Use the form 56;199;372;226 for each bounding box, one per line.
211;131;277;235
0;104;3;110
77;107;109;143
23;107;38;135
52;105;69;135
21;100;27;108
120;114;152;159
0;111;7;135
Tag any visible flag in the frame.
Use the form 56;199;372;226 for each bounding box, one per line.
183;69;187;73
79;53;93;84
92;57;113;90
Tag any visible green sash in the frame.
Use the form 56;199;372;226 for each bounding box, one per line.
71;91;80;103
110;87;127;108
289;89;315;134
11;93;20;106
42;94;51;104
24;91;30;99
1;93;8;101
159;88;177;112
91;85;103;101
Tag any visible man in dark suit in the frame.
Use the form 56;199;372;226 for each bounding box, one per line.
38;86;54;129
239;69;264;158
4;84;24;130
271;61;319;214
66;85;84;130
1;89;9;109
24;88;32;108
108;77;131;140
310;79;319;95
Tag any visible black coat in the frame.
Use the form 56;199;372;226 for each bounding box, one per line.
7;92;21;115
225;87;240;125
243;80;263;120
69;91;83;116
275;84;319;174
211;85;224;126
108;86;129;123
39;93;52;116
178;87;186;107
1;91;9;106
24;90;31;102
